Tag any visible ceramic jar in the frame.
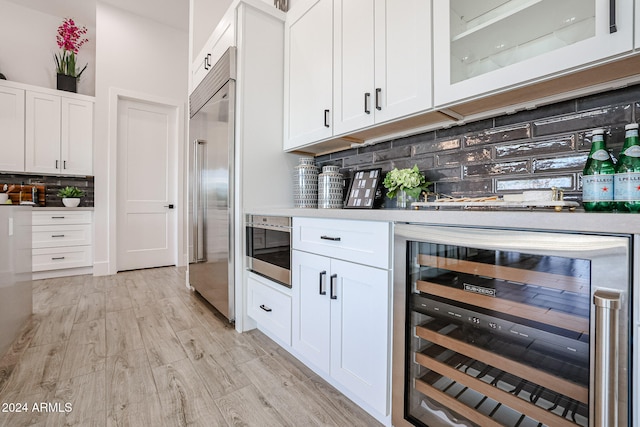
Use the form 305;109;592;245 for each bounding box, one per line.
318;165;344;209
293;157;319;208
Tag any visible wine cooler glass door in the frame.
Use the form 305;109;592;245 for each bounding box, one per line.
392;224;630;427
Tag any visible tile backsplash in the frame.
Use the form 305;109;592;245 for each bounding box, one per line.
0;173;94;207
315;83;640;206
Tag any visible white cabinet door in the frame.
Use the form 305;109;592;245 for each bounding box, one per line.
374;0;432;123
0;85;25;172
333;0;375;134
61;97;93;175
292;249;332;373
433;0;634;106
284;0;333;150
25;91;61;174
330;258;390;415
333;0;432;135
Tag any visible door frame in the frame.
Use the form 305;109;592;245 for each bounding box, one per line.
106;87;186;275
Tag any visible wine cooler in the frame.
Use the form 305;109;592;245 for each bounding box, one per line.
393;224;631;427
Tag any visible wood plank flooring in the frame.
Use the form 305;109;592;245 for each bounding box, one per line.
0;267;382;427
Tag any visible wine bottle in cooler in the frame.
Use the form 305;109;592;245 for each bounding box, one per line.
582;128;615;212
614;123;640;212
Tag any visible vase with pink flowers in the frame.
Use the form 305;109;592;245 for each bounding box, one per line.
54;18;88;93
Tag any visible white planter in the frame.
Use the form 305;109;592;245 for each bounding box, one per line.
62;198;80;208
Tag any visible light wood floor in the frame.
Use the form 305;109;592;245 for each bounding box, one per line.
0;267;381;427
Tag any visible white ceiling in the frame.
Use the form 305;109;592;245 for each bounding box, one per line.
5;0;189;31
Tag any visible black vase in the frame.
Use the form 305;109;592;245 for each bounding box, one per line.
56;73;77;93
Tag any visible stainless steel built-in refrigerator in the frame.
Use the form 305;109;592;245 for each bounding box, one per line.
188;47;236;321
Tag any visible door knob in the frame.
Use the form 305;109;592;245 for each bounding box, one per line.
164;204;174;209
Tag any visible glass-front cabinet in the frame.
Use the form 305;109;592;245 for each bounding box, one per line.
433;0;634;106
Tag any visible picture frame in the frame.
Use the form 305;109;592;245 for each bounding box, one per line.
344;168;383;209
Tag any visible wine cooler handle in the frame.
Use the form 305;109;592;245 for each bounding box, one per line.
593;290;621;427
330;274;337;300
609;0;617;33
319;270;327;295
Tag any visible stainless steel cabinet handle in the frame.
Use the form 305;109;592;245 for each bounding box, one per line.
609;0;617;33
319;270;327;295
330;274;337;300
324;109;330;128
593;290;621;426
259;304;272;312
364;92;371;114
375;88;382;110
320;235;341;242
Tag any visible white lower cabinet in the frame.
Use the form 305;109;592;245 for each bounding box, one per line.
291;217;391;418
247;273;292;346
32;210;93;278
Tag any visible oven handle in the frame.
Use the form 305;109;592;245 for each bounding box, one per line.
593;289;621;427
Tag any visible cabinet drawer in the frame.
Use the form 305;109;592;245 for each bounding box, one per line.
292;218;390;268
33;246;92;271
32;224;92;248
32;210;91;225
247;273;292;346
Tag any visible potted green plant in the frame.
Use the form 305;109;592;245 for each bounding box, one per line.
383;165;430;209
54;18;88;93
58;186;84;207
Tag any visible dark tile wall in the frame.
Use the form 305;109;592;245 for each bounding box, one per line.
315;83;640;206
0;173;94;207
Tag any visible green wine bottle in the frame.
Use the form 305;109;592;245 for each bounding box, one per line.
582;128;615;212
614;123;640;212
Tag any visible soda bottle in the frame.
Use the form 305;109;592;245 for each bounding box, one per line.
582;128;615;212
614;123;640;212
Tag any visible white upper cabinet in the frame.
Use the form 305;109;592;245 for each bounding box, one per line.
25;91;93;176
433;0;634;106
190;8;235;93
284;0;334;150
333;0;432;135
0;85;25;172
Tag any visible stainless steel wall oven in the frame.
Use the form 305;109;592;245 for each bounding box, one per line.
393;224;631;427
246;215;291;287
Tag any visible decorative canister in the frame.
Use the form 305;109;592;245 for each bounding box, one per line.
318;165;344;209
293;157;319;208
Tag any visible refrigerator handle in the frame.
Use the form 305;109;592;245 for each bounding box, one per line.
593;289;621;427
194;139;207;262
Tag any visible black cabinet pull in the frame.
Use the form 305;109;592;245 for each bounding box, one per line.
364;92;371;114
51;234;65;238
259;304;272;312
63;160;67;169
330;274;337;300
320;235;341;241
204;53;211;70
55;160;59;169
375;88;382;110
51;256;65;260
324;109;330;128
609;0;617;33
319;270;327;295
51;216;65;219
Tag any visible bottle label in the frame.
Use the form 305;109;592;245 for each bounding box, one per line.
625;129;639;138
582;175;614;201
614;172;640;201
590;149;610;161
623;145;640;158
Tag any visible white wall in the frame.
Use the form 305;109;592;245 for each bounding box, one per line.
93;2;188;275
0;0;96;96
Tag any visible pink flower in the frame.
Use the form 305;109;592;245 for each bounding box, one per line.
56;18;88;54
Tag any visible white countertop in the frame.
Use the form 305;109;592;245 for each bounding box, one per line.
247;207;640;234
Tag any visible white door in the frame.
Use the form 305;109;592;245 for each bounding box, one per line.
25;91;61;174
117;98;177;271
61;97;93;175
